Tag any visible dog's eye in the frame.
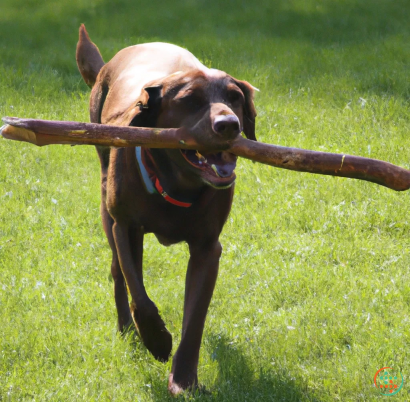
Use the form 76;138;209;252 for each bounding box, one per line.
227;90;244;105
175;93;205;110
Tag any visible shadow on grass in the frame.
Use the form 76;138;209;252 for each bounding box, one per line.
147;334;316;402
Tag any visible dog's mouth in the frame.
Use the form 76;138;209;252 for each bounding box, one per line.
180;149;237;188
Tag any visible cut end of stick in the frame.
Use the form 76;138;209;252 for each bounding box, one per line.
1;124;38;145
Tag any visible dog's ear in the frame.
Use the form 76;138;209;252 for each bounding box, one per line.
129;85;163;127
235;79;258;141
143;85;163;110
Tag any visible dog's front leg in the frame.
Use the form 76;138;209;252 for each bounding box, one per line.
168;240;222;394
112;221;172;362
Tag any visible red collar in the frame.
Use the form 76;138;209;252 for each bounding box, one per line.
153;177;192;208
140;148;193;208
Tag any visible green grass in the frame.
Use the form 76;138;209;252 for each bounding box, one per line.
1;0;409;400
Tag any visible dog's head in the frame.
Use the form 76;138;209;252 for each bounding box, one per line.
76;25;257;189
129;69;257;189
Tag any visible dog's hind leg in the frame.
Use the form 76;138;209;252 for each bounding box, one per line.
112;221;172;362
101;201;133;332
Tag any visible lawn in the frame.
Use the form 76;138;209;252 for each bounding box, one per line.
0;0;409;400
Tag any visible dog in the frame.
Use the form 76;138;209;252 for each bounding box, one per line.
76;24;257;394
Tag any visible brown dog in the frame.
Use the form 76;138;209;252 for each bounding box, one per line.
76;24;257;394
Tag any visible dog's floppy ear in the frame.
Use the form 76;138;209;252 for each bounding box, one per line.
143;85;163;110
235;79;258;141
130;85;163;127
129;72;186;127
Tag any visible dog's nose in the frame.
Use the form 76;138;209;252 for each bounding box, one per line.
213;114;241;138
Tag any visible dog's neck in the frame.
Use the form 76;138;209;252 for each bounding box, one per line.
145;148;210;204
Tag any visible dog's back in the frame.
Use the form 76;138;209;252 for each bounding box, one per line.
77;23;208;126
98;42;208;125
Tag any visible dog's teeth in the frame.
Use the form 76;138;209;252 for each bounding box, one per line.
211;164;220;177
196;151;207;163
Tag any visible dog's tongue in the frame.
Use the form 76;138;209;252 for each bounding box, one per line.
206;151;237;178
215;161;236;177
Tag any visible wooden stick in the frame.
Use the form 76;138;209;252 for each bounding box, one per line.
229;136;410;191
0;117;204;150
1;117;409;191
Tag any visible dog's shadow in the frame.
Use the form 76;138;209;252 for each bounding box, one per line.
147;334;316;401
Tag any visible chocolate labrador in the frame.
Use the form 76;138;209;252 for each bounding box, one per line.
76;24;257;394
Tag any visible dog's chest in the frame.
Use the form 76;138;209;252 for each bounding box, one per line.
140;205;210;244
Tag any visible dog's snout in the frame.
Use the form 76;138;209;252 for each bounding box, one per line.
213;114;241;138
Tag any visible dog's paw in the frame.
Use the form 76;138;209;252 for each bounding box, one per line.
131;303;172;362
168;373;185;396
168;374;208;397
119;317;136;337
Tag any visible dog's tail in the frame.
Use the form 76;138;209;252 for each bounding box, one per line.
76;24;105;88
